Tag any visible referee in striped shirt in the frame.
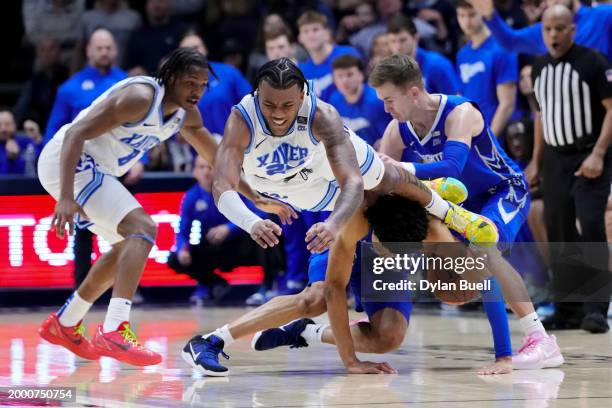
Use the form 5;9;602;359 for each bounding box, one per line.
526;5;612;333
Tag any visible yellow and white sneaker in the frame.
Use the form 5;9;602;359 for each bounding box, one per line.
423;177;468;204
444;202;499;246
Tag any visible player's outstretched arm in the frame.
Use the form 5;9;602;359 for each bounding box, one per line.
325;208;397;374
181;108;297;225
53;84;154;239
467;0;544;55
307;102;364;253
207;109;282;248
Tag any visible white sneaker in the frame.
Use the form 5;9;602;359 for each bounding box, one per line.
512;332;564;370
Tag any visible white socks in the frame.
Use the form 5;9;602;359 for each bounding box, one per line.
205;324;235;346
102;298;132;333
519;312;546;336
424;189;450;220
57;291;92;327
300;323;329;345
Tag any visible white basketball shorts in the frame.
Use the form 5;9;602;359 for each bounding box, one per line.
37;138;141;245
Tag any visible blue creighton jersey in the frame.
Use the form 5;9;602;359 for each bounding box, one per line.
299;45;362;102
399;95;523;197
456;36;518;124
328;84;391;146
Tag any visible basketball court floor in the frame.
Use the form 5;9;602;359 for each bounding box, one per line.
0;306;610;407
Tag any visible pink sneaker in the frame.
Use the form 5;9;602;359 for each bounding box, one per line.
512;332;564;370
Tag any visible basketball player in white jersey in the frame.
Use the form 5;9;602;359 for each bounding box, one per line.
37;48;295;366
181;58;500;376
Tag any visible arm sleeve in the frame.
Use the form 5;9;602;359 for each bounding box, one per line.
485;12;546;55
413;140;470;179
44;86;72;142
482;277;513;358
176;190;196;250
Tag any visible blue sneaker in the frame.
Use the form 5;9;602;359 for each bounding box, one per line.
251;318;314;351
181;335;230;376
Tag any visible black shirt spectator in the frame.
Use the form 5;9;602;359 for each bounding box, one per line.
124;0;188;75
13;38;69;129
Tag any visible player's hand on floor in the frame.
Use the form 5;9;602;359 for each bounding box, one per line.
52;198;88;239
250;219;281;248
346;360;398;374
477;357;512;375
305;221;338;253
254;195;298;225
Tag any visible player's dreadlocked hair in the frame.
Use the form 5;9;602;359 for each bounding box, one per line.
253;58;308;95
155;48;213;87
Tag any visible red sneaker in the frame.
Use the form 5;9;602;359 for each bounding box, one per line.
92;322;162;366
38;313;100;360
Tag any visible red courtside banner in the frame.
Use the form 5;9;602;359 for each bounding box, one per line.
0;193;262;288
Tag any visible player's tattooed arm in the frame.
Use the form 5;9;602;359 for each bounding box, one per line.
325;209;397;374
53;84;154;238
375;160;433;206
308;102;364;252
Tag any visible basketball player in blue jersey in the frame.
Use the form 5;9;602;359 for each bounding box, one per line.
253;190;525;375
37;48;294;367
181;58;500;376
371;54;564;370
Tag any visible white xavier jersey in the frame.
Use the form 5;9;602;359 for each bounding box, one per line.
51;76;185;177
234;82;382;211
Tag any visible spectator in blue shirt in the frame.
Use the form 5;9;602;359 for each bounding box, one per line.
329;55;391;148
457;0;518;137
386;15;460;95
44;28;128;142
297;10;362;102
467;0;612;60
179;32;251;140
0;111;39;175
168;156;282;304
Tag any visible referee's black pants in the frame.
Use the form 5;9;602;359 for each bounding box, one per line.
540;146;611;319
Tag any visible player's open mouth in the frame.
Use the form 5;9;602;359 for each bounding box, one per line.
187;98;198;105
272;119;286;126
